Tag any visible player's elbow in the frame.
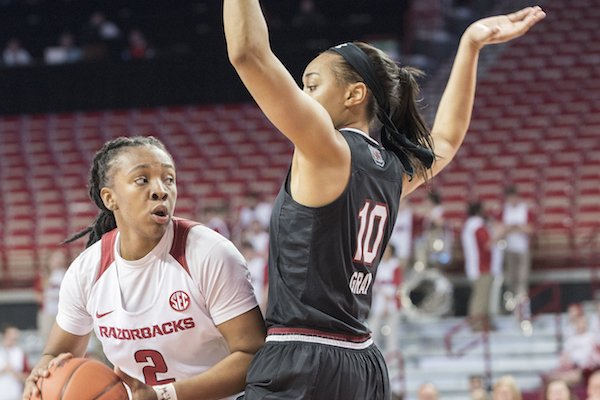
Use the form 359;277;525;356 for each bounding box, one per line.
227;43;265;70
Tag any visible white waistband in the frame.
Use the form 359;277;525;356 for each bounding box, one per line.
266;333;374;350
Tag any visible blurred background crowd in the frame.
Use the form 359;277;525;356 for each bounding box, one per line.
0;0;599;399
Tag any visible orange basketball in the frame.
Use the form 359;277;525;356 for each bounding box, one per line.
36;357;128;400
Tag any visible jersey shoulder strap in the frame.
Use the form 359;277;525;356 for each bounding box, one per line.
97;228;118;283
169;218;201;276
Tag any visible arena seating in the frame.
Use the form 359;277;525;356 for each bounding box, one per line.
1;0;599;289
0;105;292;286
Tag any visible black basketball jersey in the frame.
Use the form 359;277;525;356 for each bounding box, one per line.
266;128;407;336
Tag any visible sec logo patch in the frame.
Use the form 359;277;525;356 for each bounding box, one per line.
169;290;190;312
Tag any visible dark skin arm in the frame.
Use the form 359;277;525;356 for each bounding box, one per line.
117;307;266;400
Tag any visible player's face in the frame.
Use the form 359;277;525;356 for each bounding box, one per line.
102;145;177;246
302;53;349;127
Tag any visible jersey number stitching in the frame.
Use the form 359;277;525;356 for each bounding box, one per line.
134;349;175;385
353;200;389;265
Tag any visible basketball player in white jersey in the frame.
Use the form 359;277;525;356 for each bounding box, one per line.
23;136;266;400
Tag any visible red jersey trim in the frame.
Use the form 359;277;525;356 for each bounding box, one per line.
169;218;200;277
97;229;118;283
97;219;198;282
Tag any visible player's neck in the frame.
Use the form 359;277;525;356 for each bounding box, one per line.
118;233;161;261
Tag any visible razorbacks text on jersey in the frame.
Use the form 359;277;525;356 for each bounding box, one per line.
57;219;257;399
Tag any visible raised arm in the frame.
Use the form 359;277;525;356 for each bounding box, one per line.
402;6;546;198
223;0;347;165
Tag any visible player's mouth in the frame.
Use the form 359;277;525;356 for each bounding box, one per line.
150;205;170;224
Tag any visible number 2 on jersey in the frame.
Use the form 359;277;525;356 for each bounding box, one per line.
135;349;175;385
353;200;389;265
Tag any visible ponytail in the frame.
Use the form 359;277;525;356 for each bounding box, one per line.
329;42;435;181
383;65;434;180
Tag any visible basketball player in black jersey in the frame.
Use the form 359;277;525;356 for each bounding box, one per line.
224;2;545;399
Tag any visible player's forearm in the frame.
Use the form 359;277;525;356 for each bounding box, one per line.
224;0;271;65
174;351;255;400
431;35;480;151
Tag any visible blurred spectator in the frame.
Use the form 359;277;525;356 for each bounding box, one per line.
241;220;269;256
587;302;600;336
122;29;156;61
89;11;121;40
35;249;68;341
561;316;597;374
565;303;585;338
44;32;83;65
240;241;268;314
389;198;415;268
82;11;121;60
2;38;32;67
462;201;502;331
291;0;326;29
587;370;600;400
238;192;272;230
470;374;489;400
0;325;29;400
415;190;453;269
499;185;534;318
543;378;579;400
200;205;231;239
473;388;489;400
369;244;402;354
492;375;522;400
548;315;598;386
417;382;439;400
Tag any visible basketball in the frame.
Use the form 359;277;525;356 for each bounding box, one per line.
36;357;128;400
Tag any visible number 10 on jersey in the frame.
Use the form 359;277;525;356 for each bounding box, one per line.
353;200;389;265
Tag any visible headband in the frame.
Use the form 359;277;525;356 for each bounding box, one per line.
329;42;434;176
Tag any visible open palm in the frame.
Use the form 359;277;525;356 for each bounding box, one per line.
467;6;546;49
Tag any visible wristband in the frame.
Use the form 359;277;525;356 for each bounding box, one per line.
153;383;178;400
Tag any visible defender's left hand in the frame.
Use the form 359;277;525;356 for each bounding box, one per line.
465;6;546;49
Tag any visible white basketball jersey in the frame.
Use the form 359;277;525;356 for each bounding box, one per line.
57;219;258;399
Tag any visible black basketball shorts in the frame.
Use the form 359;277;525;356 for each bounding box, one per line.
239;328;391;400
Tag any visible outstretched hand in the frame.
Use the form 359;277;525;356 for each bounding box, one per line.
114;367;157;400
465;6;546;49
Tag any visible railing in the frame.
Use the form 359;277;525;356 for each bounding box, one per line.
385;349;406;397
444;315;493;387
528;282;563;352
443;281;563;388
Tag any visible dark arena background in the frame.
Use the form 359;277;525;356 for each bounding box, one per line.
0;0;598;399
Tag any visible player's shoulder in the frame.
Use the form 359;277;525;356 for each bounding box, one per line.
184;221;227;245
66;240;103;283
184;222;241;259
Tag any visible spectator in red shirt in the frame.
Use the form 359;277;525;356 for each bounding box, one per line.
462;201;502;331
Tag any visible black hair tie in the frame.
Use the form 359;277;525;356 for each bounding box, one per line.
330;42;434;177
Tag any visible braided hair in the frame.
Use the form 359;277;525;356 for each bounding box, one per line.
64;136;170;248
